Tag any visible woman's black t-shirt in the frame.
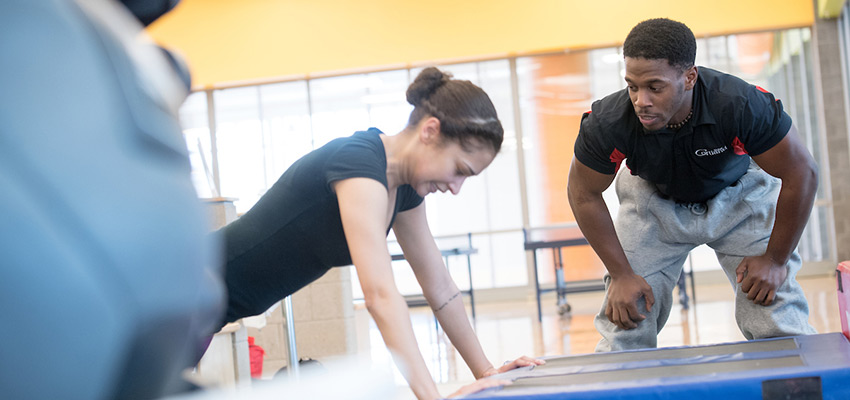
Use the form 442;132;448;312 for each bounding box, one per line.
220;128;423;324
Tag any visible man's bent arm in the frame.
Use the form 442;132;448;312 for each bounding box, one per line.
567;158;630;277
751;125;818;265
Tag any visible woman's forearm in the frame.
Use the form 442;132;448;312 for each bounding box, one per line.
429;284;493;378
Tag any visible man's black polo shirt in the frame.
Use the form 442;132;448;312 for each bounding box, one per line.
574;66;792;203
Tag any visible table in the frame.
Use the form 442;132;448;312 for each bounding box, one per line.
523;226;695;321
462;332;850;399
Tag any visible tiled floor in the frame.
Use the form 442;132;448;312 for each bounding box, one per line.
352;273;842;398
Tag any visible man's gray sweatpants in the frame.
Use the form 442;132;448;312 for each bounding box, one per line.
595;162;817;352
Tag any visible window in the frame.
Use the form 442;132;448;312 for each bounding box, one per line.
179;91;215;198
259;81;312;183
213;86;266;212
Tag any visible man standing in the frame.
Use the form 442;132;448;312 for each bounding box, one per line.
568;18;818;351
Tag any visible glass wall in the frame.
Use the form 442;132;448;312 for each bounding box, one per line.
763;29;829;262
179;26;831;294
179;91;215;199
411;61;528;289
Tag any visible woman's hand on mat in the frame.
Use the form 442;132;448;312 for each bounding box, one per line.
448;377;512;398
736;254;787;306
480;356;546;378
606;273;655;330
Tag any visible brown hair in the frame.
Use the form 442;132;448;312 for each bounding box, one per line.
406;67;504;153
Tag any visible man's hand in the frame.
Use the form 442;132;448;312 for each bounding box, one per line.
736;254;788;306
605;273;655;330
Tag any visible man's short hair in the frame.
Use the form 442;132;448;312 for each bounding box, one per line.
623;18;697;71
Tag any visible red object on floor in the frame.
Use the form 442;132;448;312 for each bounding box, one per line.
837;262;850;340
248;336;265;379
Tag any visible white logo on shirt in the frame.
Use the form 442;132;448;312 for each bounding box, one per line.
695;146;728;156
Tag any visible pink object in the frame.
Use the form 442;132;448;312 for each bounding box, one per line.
837;262;850;340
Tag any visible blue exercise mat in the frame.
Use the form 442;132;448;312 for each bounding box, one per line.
465;333;850;399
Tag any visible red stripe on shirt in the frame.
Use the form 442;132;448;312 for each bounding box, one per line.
755;85;780;101
609;148;625;172
732;137;748;155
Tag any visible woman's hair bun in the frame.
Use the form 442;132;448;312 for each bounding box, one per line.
406;67;452;107
404;66;504;153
